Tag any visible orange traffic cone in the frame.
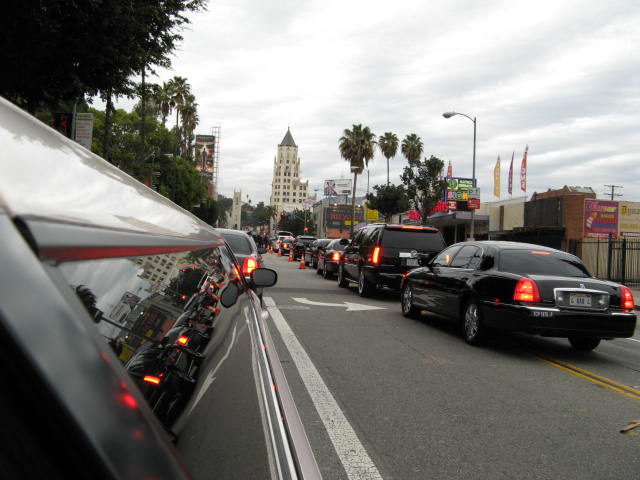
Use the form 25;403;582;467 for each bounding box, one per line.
298;258;306;269
277;249;282;257
288;251;294;262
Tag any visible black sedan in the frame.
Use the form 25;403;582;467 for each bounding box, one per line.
400;241;637;351
317;238;350;278
305;238;331;268
218;228;267;297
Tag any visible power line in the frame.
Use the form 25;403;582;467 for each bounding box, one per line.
604;184;623;200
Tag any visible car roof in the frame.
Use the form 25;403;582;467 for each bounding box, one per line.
0;97;220;245
449;240;564;254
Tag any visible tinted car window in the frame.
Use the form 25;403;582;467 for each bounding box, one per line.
327;239;348;251
450;245;481;268
381;229;446;250
432;245;463;267
498;249;591;277
222;234;253;255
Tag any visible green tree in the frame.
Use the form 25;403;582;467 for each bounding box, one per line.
338;124;377;236
193;197;224;226
1;0;207;113
277;209;315;236
378;132;399;186
156;155;208;211
366;184;410;222
154;81;175;127
400;155;447;225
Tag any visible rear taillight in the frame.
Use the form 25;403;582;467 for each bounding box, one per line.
242;257;258;275
143;375;161;385
177;335;189;346
513;278;541;303
371;247;381;265
620;286;634;310
331;252;341;261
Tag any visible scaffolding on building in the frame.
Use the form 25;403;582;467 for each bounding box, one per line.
210;124;221;199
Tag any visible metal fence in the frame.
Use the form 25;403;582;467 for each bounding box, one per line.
567;237;640;287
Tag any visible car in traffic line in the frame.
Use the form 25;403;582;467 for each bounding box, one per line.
279;235;296;255
292;235;317;261
400;240;637;350
0;96;320;479
305;238;331;268
218;228;267;301
318;238;350;278
338;223;447;297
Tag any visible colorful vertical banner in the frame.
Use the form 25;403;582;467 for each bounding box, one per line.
447;161;452;178
508;151;514;195
520;145;528;192
584;199;618;238
195;135;215;173
493;156;501;197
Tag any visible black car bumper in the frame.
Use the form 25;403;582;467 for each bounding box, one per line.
481;301;637;338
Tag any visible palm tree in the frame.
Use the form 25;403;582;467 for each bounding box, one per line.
155;81;175;127
338;124;376;236
378;132;399;186
401;133;424;164
180;93;199;160
169;76;191;153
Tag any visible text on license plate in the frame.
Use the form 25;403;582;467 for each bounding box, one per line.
570;293;591;307
405;258;418;266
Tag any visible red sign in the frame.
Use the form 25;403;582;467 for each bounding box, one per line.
448;201;457;211
584;199;618;238
468;198;480;210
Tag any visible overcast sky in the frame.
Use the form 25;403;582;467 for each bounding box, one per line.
109;0;640;206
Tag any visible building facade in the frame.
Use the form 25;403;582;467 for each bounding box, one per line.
269;128;309;214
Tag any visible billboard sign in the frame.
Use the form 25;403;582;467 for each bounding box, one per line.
324;205;364;228
584;199;618;238
324;179;352;197
619;202;640;237
195;135;215;173
445;177;474;212
74;112;94;150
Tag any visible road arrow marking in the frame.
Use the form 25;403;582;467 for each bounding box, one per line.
291;297;386;311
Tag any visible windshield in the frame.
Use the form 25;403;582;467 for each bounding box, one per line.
381;229;446;250
498;249;591;277
222;234;252;255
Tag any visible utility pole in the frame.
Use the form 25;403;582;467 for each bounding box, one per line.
604;184;623;201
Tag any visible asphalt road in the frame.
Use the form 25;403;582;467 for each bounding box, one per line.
262;253;640;480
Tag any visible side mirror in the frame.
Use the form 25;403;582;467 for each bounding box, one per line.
417;253;434;267
220;282;239;308
251;268;278;287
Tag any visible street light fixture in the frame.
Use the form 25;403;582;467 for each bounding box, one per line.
443;111;477;240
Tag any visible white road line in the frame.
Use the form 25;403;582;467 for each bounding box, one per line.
265;297;383;480
625;337;640;343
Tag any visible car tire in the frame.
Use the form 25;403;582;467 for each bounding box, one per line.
322;263;331;279
357;268;374;297
401;284;421;319
462;299;486;345
568;336;601;351
337;263;348;288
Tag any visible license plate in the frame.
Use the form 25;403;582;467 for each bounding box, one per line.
405;258;418;266
569;293;591;307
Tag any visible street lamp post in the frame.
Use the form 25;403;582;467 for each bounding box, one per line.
443;111;477;240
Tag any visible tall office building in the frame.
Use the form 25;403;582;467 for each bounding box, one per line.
269;128;309;213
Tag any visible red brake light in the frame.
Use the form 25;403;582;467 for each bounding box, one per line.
331;251;341;261
177;335;189;346
513;278;541;303
243;257;258;274
620;286;634;310
372;246;381;265
143;375;161;385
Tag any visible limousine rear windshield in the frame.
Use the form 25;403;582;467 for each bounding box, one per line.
498;249;590;277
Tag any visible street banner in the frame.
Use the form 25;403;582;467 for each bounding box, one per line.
74;112;94;150
447;161;452;178
508;151;514;195
619;202;640;237
493;156;500;197
520;145;528;192
54;112;74;138
584;199;618;238
195;135;215;173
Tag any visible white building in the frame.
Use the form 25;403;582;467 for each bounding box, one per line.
269;128;309;214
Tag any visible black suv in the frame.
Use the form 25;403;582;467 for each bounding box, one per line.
338;223;446;296
292;235;317;260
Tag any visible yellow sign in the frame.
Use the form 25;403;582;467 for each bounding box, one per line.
366;208;379;221
619;201;640;237
493;156;501;197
